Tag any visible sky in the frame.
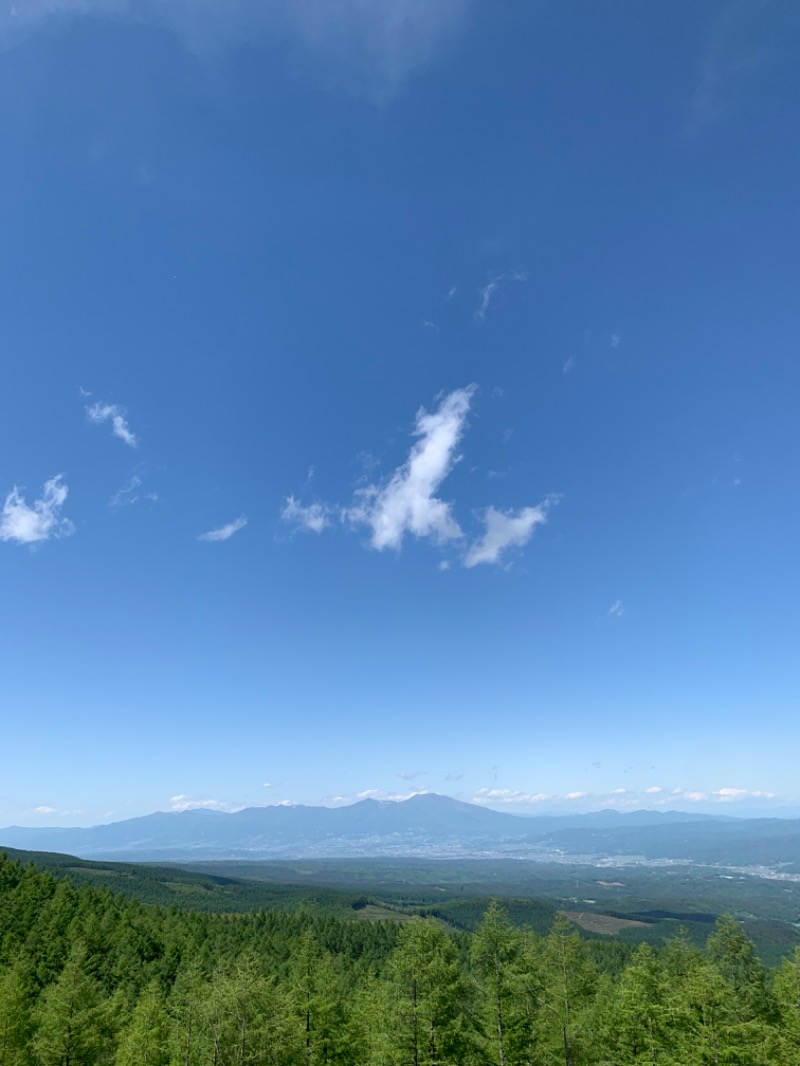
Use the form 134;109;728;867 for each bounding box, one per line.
2;1;799;827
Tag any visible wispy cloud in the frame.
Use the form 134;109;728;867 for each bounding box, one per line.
712;787;775;802
472;788;554;807
474;271;527;323
473;783;782;813
2;0;471;96
356;788;429;802
474;279;501;322
666;786;775;805
284;385;557;569
110;472;157;508
0;475;74;545
464;499;556;568
281;497;331;534
34;805;58;815
86;401;138;448
110;475;142;508
685;3;796;137
562;356;576;375
397;770;427;781
170;794;244;813
608;599;625;617
198;515;247;542
346;386;474;550
610;332;621;349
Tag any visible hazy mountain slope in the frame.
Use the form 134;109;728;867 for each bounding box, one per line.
0;793;790;863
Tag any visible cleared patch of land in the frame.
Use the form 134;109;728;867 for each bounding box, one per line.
565;911;651;936
352;904;414;922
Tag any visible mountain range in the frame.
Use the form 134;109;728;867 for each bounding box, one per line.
5;792;797;867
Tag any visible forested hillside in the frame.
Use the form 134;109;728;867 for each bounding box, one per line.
2;852;800;1065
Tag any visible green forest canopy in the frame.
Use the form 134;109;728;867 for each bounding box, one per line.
3;852;800;1064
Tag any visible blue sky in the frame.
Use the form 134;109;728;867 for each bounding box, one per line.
2;1;799;827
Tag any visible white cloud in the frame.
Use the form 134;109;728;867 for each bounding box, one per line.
346;386;474;550
110;474;156;508
644;786;663;794
712;787;775;802
562;356;576;375
464;498;555;568
474;272;527;322
198;515;247;542
609;788;627;795
285;385;557;570
608;599;625;617
474;279;500;322
86;401;138;447
110;475;142;508
281;496;331;534
169;794;244;812
2;0;470;96
34;805;57;815
565;791;587;801
0;475;74;545
472;788;553;807
356;788;429;802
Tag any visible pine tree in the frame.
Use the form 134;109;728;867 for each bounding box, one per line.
287;931;349;1066
114;981;169;1066
538;913;595;1066
388;918;475;1066
610;943;670;1064
471;900;523;1066
0;960;34;1066
32;943;112;1066
774;946;800;1065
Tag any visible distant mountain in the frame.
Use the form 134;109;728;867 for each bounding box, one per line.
0;794;521;859
0;793;774;863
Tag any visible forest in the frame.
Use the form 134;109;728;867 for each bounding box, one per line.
2;851;800;1065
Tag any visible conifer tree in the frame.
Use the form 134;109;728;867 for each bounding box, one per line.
114;980;169;1066
610;943;670;1064
388;917;475;1066
538;913;595;1066
32;942;111;1066
0;961;34;1066
471;900;522;1066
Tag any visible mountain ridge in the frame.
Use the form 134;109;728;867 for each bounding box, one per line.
0;792;769;862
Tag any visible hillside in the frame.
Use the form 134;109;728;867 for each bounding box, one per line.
1;792;778;863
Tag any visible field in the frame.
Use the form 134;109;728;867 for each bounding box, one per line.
169;856;800;965
4;846;800;965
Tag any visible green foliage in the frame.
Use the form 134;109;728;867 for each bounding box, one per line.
1;852;800;1066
